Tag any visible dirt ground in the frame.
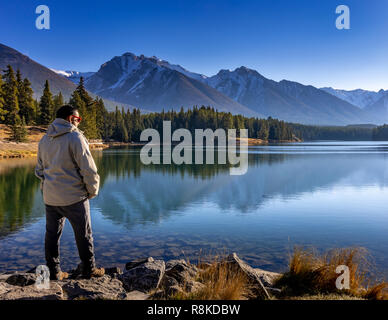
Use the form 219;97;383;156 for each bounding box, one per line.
0;124;108;158
0;124;45;158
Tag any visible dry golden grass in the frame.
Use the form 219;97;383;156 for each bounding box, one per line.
274;246;388;300
192;261;249;300
0;146;38;158
0;125;106;157
0;124;46;142
166;252;250;300
168;262;249;300
162;248;388;301
0;124;44;158
236;137;266;146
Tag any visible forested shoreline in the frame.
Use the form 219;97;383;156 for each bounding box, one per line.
0;66;295;142
1;65;388;143
290;123;375;141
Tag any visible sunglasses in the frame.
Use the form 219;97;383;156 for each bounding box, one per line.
70;115;82;123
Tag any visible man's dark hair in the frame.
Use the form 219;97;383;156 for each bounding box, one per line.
56;105;79;120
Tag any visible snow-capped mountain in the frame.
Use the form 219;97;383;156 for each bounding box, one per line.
320;87;386;109
155;58;207;82
83;52;258;116
204;67;265;101
200;67;372;125
50;69;95;84
47;48;386;124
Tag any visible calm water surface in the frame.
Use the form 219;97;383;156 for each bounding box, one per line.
1;141;388;278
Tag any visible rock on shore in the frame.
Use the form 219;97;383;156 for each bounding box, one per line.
0;253;281;300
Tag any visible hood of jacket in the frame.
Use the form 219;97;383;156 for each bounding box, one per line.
47;118;77;138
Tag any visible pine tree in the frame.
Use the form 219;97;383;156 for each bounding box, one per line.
75;77;93;105
10;115;28;142
131;108;143;141
5;86;19;126
38;80;54;125
120;117;129;142
0;76;6;123
95;97;108;139
52;92;64;119
69;90;87;126
2;65;19;125
257;121;269;140
16;69;22;92
33;99;39;124
221;112;234;130
70;77;98;139
18;75;35;125
85;100;98;139
104;111;115;140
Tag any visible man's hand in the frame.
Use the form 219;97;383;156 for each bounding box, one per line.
87;193;97;200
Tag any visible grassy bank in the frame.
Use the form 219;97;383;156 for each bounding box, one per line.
0;124;110;159
0;124;297;159
273;247;388;300
162;247;387;300
0;124;43;158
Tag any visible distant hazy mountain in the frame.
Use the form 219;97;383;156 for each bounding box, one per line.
84;52;259;116
50;69;95;84
202;67;372;125
0;43;77;100
321;87;385;109
363;93;388;122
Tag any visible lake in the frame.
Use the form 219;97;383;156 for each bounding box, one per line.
1;141;388;279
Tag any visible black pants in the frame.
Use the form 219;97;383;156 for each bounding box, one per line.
45;198;96;274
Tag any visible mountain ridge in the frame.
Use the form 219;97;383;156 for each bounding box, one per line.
83;52;260;117
0;43;133;112
2;43;384;124
320;87;386;109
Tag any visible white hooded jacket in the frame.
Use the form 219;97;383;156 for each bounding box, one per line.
35;118;100;206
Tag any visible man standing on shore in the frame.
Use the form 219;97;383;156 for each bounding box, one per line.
35;105;105;280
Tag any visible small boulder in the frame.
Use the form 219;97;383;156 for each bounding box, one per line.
183;280;205;294
165;260;198;285
125;257;154;270
160;261;203;297
119;259;165;293
6;273;37;287
0;282;63;300
165;259;187;270
62;275;127;300
160;275;180;296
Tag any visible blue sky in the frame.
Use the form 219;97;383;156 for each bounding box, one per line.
1;0;387;90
